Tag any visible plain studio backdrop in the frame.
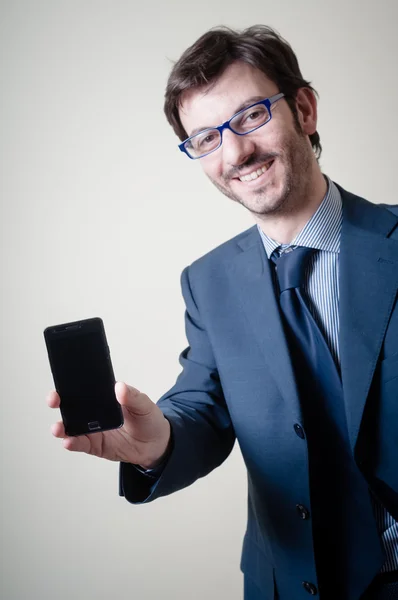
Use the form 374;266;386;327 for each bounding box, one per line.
1;1;397;599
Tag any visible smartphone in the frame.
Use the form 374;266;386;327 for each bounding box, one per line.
44;317;124;436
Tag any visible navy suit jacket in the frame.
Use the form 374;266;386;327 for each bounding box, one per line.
120;185;398;599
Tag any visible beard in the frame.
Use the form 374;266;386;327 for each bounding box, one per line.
207;125;314;217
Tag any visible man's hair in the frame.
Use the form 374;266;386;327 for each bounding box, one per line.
164;25;322;159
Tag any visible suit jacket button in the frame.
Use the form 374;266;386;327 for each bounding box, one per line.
294;423;305;439
302;581;318;595
296;504;310;520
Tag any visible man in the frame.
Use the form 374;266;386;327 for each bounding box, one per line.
48;25;398;600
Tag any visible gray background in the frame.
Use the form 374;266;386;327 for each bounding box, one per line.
1;1;397;599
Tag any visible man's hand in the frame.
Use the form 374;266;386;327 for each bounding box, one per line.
47;382;171;469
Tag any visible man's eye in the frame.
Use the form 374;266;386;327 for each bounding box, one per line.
200;134;216;147
244;108;266;123
191;131;219;152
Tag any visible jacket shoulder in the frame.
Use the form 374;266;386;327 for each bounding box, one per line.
187;225;258;275
379;203;398;217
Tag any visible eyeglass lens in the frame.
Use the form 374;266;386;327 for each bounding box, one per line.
185;103;271;158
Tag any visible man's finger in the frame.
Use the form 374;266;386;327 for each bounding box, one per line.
47;390;60;409
63;435;91;453
51;421;66;438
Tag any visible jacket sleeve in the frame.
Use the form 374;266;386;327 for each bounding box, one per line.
119;264;236;504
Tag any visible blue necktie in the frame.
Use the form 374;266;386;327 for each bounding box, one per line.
272;246;383;599
272;246;340;395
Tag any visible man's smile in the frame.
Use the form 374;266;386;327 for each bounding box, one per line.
232;159;275;185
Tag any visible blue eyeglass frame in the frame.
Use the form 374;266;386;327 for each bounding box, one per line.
179;92;285;159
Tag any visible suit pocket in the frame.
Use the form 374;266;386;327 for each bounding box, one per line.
240;535;275;597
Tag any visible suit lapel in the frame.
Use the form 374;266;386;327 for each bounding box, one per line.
230;229;303;422
338;187;398;451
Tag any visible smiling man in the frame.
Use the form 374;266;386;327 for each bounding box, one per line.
175;61;324;245
48;25;398;600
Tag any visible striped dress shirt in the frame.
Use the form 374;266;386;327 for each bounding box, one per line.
256;177;398;572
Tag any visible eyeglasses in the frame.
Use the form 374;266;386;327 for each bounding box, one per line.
179;92;285;160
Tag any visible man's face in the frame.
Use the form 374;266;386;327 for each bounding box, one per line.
178;61;316;217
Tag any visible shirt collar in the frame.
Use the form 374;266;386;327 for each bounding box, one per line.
257;176;342;259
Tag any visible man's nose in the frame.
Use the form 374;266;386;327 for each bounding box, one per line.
221;128;256;168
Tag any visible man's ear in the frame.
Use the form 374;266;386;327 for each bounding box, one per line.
294;87;318;136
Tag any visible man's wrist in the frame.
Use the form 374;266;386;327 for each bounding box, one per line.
136;418;173;473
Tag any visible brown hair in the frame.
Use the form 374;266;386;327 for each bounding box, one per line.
164;25;322;158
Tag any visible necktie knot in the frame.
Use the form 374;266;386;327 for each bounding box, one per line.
272;246;316;293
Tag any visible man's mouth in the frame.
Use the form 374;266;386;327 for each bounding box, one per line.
236;160;275;183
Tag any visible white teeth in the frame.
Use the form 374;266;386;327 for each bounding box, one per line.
239;162;271;182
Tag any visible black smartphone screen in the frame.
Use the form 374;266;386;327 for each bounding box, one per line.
44;318;123;436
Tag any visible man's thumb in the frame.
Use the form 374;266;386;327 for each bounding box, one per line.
115;381;153;415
